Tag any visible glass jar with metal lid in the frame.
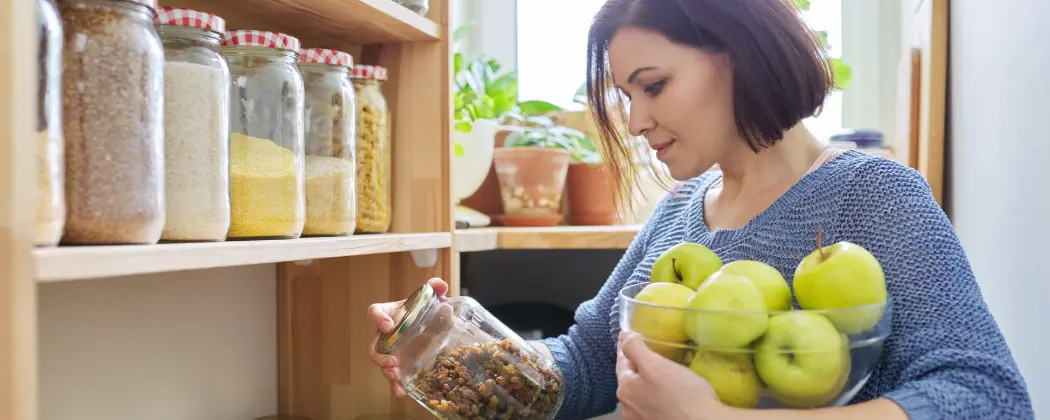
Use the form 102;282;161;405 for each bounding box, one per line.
375;284;565;419
58;0;165;245
35;0;64;247
350;65;392;233
221;29;306;239
392;0;428;15
154;6;231;242
298;48;357;237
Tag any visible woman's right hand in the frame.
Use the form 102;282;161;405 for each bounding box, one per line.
367;277;449;397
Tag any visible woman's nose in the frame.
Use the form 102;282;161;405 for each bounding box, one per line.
627;103;654;138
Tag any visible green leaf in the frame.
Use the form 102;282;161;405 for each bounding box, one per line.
454;141;466;157
816;30;830;48
829;57;852;89
454;121;473;133
453;23;473;44
517;100;564;116
793;0;811;11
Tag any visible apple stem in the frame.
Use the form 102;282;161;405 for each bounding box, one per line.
671;257;683;282
816;228;826;262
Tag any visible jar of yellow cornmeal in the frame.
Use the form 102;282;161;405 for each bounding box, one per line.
221;30;306;239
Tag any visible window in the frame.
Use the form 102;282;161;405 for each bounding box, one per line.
514;0;846;140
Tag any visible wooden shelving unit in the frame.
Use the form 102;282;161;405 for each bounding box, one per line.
456;225;644;252
1;0;453;419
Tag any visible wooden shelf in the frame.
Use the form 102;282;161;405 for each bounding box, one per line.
455;225;644;252
167;0;441;45
35;232;451;282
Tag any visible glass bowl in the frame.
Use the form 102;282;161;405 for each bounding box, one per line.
618;282;891;409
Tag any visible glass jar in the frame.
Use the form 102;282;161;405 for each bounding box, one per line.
155;7;231;242
58;0;165;245
35;0;65;247
393;0;428;15
222;30;306;240
350;65;392;233
298;48;357;236
375;284;565;420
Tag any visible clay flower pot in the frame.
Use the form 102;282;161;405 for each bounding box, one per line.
566;162;619;225
492;147;572;226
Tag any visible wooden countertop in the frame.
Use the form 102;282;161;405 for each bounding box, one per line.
455;225;643;252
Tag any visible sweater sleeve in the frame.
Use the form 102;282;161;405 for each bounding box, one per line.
539;204;661;419
837;162;1034;419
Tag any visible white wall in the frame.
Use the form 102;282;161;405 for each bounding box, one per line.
948;0;1050;415
38;266;278;420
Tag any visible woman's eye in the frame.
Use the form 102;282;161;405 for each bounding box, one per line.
644;80;666;96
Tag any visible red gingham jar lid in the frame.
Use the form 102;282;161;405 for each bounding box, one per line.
351;65;388;81
299;48;354;68
154;7;226;34
123;0;157;9
221;30;301;53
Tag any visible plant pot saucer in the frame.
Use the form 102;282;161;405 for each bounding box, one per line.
499;214;563;227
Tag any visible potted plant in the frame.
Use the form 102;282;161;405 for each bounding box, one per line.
493;119;578;227
565;135;621;225
452;51;518;227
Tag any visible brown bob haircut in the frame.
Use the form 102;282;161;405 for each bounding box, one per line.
586;0;835;211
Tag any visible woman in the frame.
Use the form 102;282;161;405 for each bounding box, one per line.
368;0;1034;418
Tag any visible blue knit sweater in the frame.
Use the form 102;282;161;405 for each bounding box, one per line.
540;150;1033;419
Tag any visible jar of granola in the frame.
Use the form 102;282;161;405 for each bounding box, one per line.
350;65;391;233
375;284;565;420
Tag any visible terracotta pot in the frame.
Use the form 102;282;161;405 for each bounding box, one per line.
492;147;571;224
460;128;520;222
566;162;620;225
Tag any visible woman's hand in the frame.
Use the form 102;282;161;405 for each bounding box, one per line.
616;331;732;420
367;277;449;397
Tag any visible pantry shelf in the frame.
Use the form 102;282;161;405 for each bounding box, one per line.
455;225;644;252
166;0;441;45
35;232;452;282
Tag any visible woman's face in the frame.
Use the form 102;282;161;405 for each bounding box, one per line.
608;27;737;180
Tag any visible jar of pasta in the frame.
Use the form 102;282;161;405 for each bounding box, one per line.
350;65;391;233
35;0;64;247
155;7;231;242
298;48;357;236
222;30;306;239
59;0;165;245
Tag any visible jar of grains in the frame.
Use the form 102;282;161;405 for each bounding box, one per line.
58;0;165;245
298;48;357;236
350;65;392;233
154;7;231;242
35;0;65;247
393;0;428;15
375;284;565;420
221;30;306;239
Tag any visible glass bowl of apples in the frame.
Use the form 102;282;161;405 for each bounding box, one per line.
618;237;891;409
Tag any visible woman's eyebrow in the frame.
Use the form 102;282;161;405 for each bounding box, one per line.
626;66;657;84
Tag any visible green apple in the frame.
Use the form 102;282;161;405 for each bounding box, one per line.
794;239;887;334
651;242;723;290
720;260;793;311
687;349;763;408
628;282;695;343
754;312;851;408
683;271;768;348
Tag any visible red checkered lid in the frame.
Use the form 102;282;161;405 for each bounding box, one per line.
221;30;300;53
120;0;156;9
299;48;354;68
154;7;225;34
351;65;388;81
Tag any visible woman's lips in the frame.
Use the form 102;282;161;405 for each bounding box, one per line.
652;139;676;160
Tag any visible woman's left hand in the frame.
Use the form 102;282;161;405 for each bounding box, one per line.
616;331;733;420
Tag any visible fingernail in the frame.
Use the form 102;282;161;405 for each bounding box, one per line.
385;368;398;381
381;320;394;332
381;356;395;367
